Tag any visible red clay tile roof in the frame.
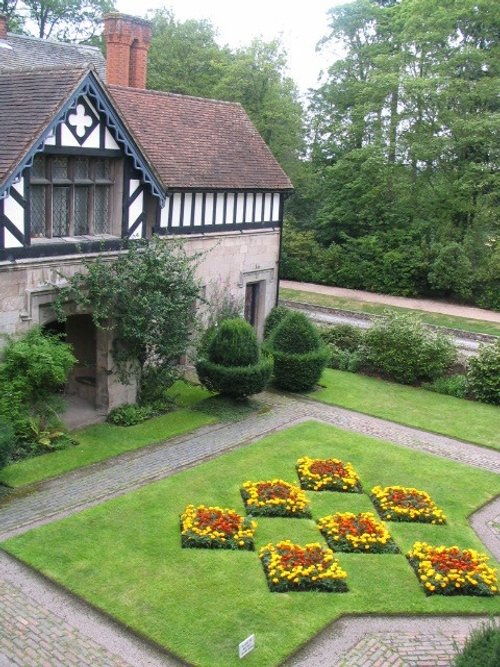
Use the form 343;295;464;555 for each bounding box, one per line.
0;67;87;188
108;85;293;191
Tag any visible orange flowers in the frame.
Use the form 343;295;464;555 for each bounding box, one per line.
296;457;362;493
241;479;311;518
371;485;446;524
259;540;348;592
180;504;257;550
317;511;398;553
407;542;498;596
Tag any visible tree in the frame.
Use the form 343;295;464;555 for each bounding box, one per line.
6;0;114;41
54;237;202;393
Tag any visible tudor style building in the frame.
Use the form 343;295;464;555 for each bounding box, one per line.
0;13;293;411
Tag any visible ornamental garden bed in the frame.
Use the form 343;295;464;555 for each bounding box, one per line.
259;540;348;592
180;504;256;550
407;542;498;597
371;485;446;524
240;479;312;518
317;511;399;553
2;421;499;667
296;456;362;492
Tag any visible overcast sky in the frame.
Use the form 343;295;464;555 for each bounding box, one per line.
115;0;350;93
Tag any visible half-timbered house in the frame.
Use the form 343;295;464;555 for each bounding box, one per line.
0;13;292;411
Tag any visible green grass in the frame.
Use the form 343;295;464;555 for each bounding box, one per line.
0;381;216;489
3;421;499;667
280;288;500;337
312;369;500;451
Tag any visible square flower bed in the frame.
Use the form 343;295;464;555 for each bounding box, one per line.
259;540;348;592
317;511;399;553
240;479;311;518
371;485;446;524
180;504;257;550
296;456;362;493
407;542;498;596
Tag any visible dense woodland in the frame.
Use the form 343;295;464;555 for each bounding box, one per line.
4;0;499;309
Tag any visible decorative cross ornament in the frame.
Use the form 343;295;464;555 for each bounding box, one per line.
68;104;94;138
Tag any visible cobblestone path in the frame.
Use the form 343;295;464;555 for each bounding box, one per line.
0;392;498;666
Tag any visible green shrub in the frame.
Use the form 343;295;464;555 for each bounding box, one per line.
196;357;273;399
467;341;500;405
196;318;272;398
207;318;259;366
107;403;160;426
320;324;364;351
363;312;456;385
270;312;329;392
327;344;363;373
0;417;16;469
453;621;500;667
139;366;176;407
263;305;290;340
271;311;322;354
423;374;468;399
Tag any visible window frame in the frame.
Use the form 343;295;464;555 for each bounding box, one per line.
29;154;118;239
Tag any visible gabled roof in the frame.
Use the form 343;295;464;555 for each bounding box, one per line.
0;67;86;188
108;86;293;191
0;67;164;201
0;32;105;77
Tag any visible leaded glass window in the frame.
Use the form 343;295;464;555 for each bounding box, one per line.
29;154;116;238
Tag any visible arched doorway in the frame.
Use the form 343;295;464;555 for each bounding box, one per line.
44;314;97;405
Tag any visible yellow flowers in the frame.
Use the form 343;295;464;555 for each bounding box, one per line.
180;504;257;550
371;486;446;524
317;511;399;554
259;541;348;593
296;457;362;493
407;542;498;596
241;480;311;518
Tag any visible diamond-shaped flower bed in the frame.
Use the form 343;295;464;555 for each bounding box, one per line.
317;511;399;553
241;479;311;518
407;542;498;596
370;485;446;524
180;504;257;550
259;540;348;592
296;456;362;493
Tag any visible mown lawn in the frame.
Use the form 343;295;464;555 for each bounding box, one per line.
0;382;216;489
280;287;500;337
3;421;499;667
312;369;500;451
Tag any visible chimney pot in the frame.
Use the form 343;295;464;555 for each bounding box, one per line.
0;14;7;40
103;13;152;89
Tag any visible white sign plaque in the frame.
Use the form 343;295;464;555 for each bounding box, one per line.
239;634;255;659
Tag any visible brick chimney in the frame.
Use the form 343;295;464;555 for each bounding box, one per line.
103;13;152;89
0;14;7;40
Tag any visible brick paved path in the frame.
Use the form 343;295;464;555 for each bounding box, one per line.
0;392;498;666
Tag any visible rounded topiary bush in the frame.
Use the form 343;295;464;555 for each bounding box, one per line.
263;305;290;340
270;312;329;392
207;318;259;367
467;341;500;405
196;318;272;399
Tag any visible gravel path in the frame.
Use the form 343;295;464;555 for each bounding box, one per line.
280;280;500;323
0;392;498;666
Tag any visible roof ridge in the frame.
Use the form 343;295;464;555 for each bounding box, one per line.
108;84;243;109
0;64;90;76
6;32;102;53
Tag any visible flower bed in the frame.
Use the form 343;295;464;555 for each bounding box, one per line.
317;511;399;553
180;504;257;550
259;540;348;592
371;485;446;524
241;479;311;517
296;456;362;493
407;542;498;596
